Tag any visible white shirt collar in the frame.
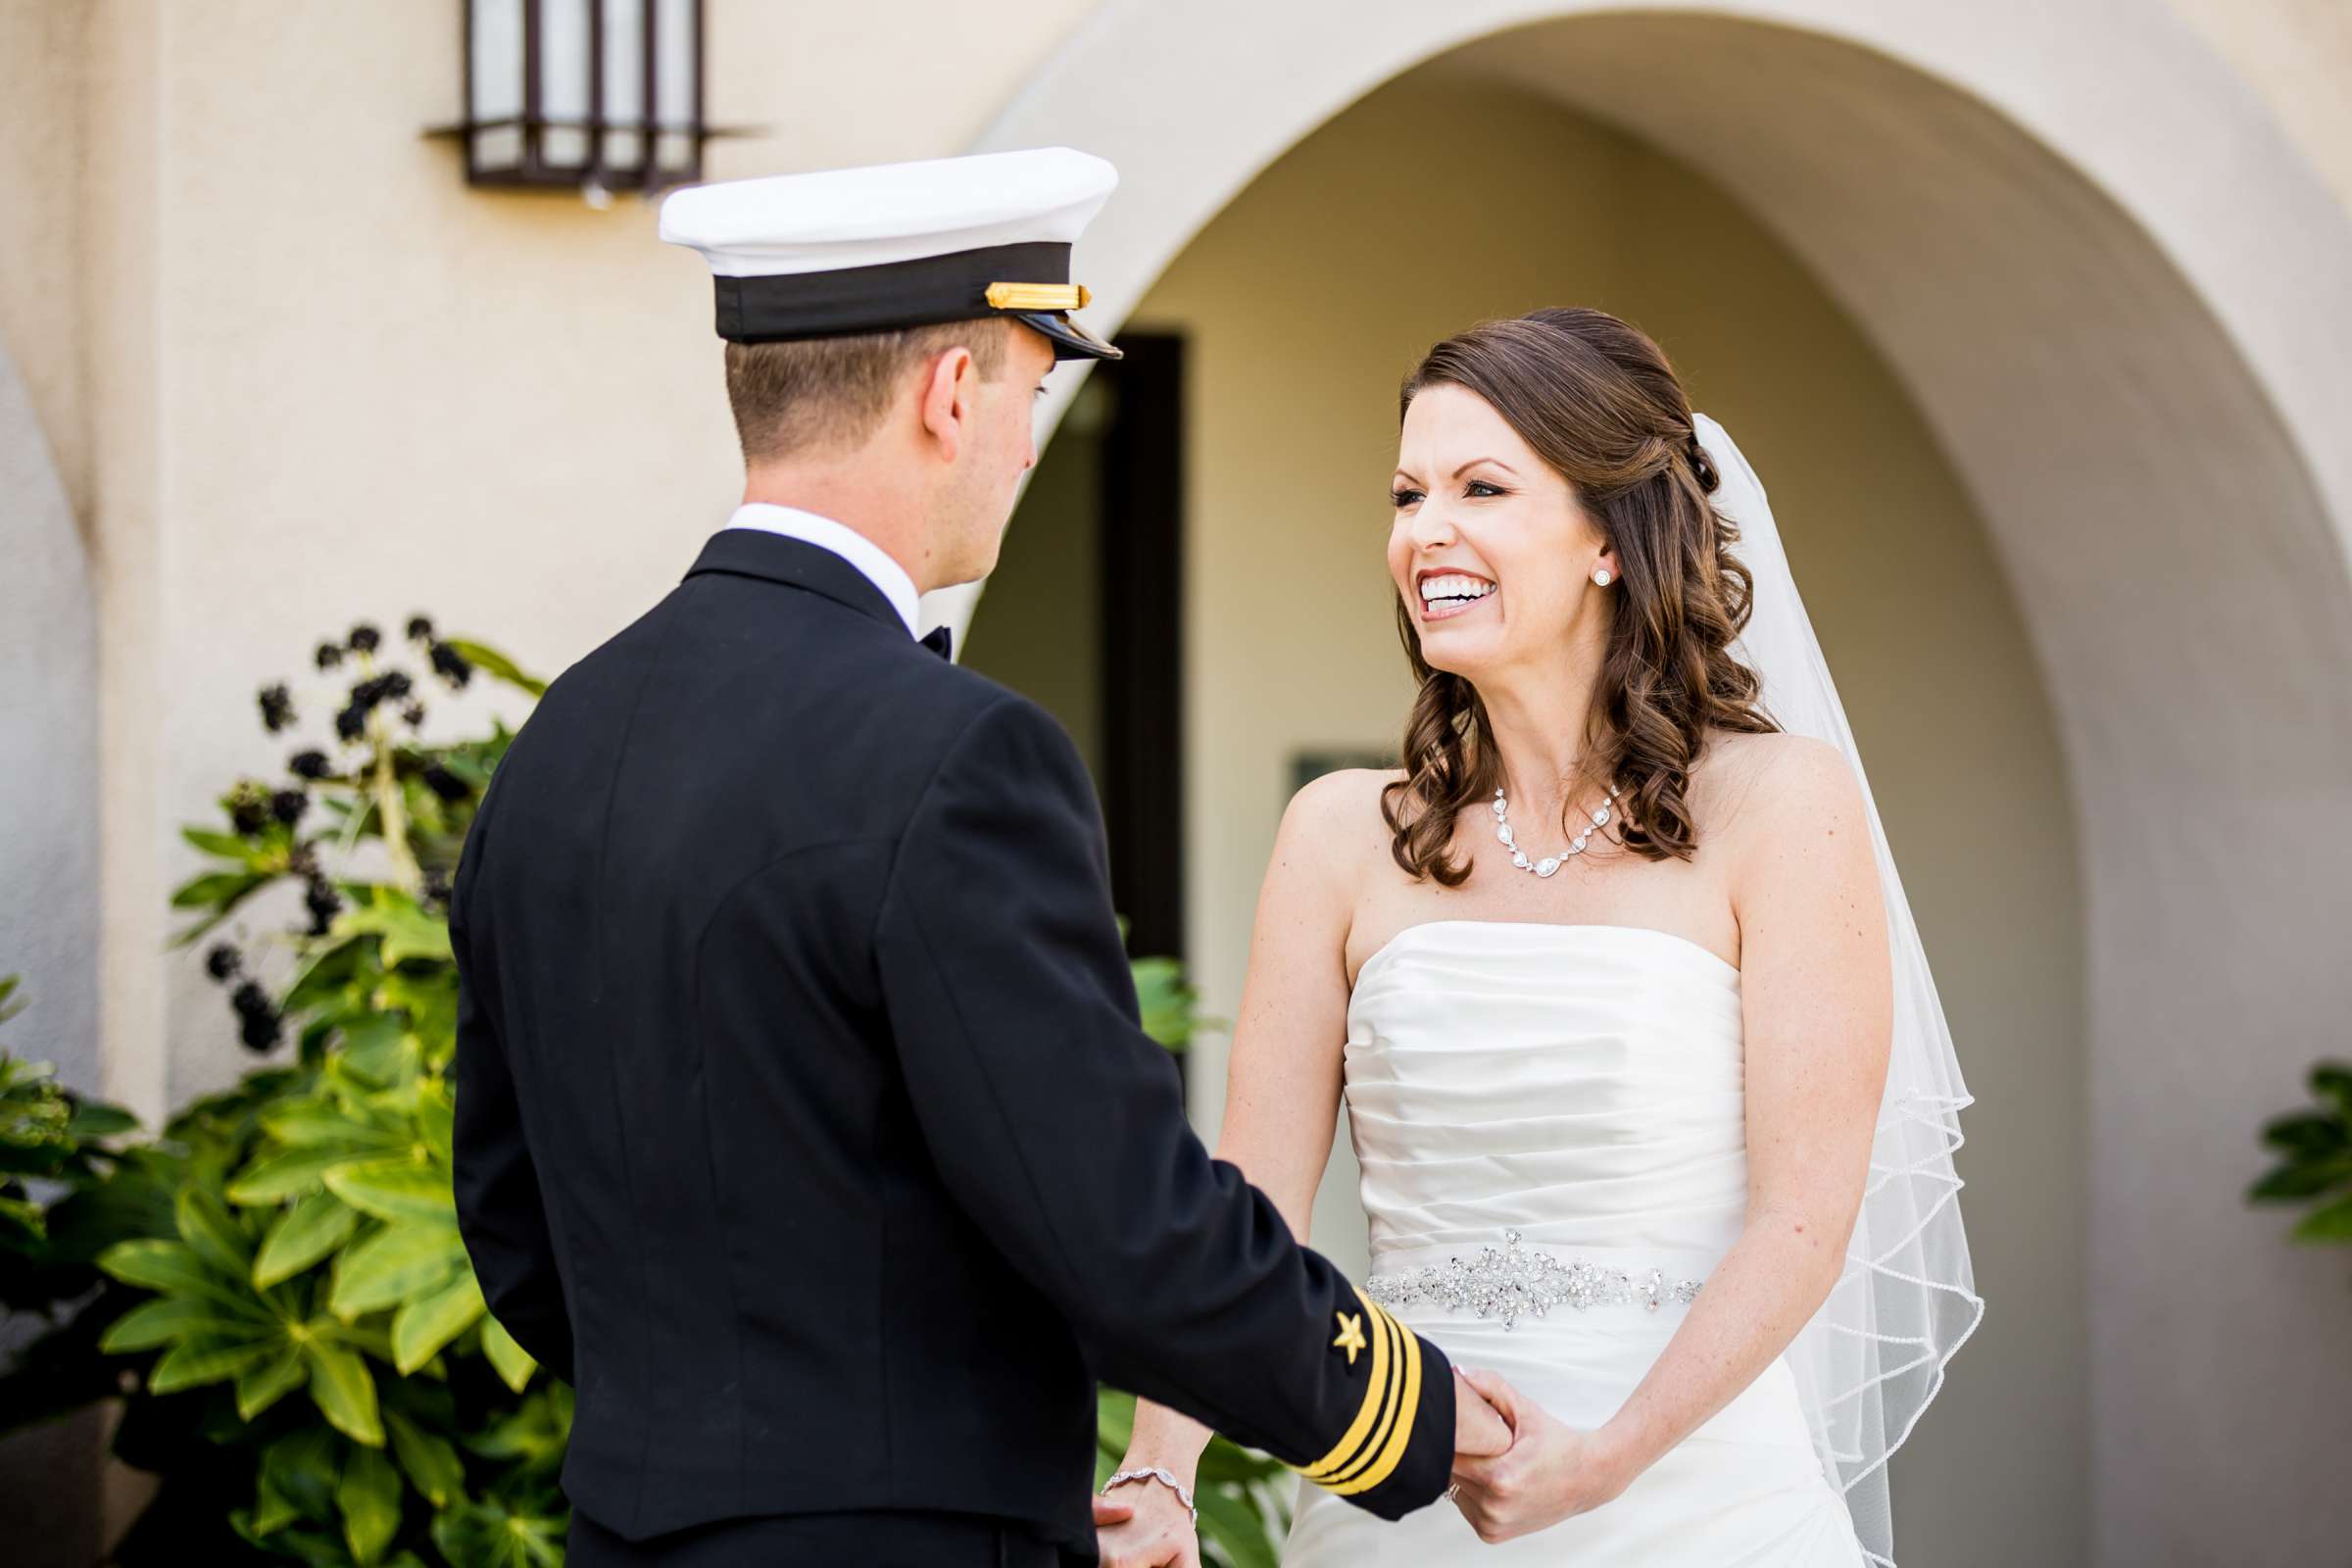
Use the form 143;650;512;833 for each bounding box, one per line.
722;503;922;638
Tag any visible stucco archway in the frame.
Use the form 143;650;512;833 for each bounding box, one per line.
948;4;2352;1564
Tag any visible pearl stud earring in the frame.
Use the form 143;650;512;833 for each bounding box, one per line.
1592;567;1612;586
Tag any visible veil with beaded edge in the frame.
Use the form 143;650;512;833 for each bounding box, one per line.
1692;411;1985;1568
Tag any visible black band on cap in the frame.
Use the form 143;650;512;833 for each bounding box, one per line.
712;241;1073;343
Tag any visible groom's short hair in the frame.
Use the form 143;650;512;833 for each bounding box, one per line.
723;317;1011;465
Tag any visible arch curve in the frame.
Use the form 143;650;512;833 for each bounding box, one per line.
954;5;2352;1563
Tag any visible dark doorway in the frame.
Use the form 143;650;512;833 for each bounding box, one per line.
963;330;1189;965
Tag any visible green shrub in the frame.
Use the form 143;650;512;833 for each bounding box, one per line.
2249;1059;2352;1246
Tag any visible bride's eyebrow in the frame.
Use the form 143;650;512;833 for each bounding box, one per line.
1453;459;1517;478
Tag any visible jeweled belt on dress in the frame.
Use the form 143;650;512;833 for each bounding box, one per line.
1363;1229;1705;1330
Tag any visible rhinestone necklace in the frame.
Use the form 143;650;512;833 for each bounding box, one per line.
1492;778;1622;878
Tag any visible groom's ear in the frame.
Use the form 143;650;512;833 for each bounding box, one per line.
914;340;982;464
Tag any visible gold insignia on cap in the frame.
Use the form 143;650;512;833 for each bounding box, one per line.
985;281;1093;312
1333;1310;1368;1366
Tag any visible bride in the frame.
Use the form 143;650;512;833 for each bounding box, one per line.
1095;308;1981;1566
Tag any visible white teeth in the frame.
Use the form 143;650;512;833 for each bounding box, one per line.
1420;574;1495;606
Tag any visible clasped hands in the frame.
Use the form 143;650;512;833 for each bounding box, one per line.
1094;1366;1634;1565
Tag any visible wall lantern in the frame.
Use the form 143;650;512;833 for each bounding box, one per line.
433;0;711;197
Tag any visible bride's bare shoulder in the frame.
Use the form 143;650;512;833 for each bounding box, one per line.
1693;727;1863;850
1273;766;1406;888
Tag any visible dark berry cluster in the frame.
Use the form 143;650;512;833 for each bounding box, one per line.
202;944;282;1054
303;875;341;937
258;682;294;734
429;640;473;690
228;781;272;838
421;762;469;804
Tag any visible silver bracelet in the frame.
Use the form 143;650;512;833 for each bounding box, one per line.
1100;1465;1199;1527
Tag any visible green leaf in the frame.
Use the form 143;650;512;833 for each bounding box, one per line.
338;1442;403;1566
480;1314;537;1394
332;892;454;969
63;1099;139;1139
326;1010;413;1085
306;1340;385;1446
97;1238;266;1316
463;1386;570;1464
182;825;265;861
149;1334;277;1394
2291;1191;2352;1244
442;637;548;699
255;1189;363;1288
416;1083;455;1166
99;1295;244;1353
2259;1111;2346;1159
2247;1157;2352;1203
385;1409;466;1510
326;1157;457;1223
261;1426;342;1524
433;1498;566;1568
229;1143;375;1205
1196;1482;1282;1568
246;1472;301;1538
237;1346;310;1421
175;1184;254;1277
262;1099;402;1149
392;1268;485;1374
170;869;270;910
329;1220;467;1318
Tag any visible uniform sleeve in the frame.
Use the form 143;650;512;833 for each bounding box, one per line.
448;793;575;1384
872;694;1455;1519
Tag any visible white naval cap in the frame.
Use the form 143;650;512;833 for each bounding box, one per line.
658;146;1122;361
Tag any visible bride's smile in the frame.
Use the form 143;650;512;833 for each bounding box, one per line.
1415;568;1496;620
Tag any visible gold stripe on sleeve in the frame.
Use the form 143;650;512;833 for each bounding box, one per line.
1297;1285;1394;1482
1326;1303;1424;1495
1314;1303;1406;1490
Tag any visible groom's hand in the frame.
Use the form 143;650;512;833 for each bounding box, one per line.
1452;1364;1512;1459
1446;1368;1635;1543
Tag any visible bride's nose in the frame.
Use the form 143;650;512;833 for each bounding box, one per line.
1407;503;1459;549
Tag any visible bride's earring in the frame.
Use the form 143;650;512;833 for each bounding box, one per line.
1592;567;1612;586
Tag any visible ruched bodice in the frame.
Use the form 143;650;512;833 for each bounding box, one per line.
1284;921;1865;1567
1346;920;1747;1288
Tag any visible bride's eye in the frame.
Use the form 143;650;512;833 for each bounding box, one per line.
1466;480;1507;498
1390;487;1423;509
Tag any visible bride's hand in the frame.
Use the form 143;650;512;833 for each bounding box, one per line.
1094;1474;1200;1568
1445;1369;1635;1544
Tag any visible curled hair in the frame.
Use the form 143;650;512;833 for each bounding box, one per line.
1380;307;1780;885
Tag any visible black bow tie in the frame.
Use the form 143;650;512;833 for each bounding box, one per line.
918;624;954;661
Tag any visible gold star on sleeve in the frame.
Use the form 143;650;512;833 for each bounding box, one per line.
1333;1309;1368;1365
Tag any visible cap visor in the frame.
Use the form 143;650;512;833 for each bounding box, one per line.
1016;311;1123;362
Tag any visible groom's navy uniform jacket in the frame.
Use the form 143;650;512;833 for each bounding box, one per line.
449;525;1458;1557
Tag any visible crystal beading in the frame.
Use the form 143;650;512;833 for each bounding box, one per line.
1362;1230;1704;1330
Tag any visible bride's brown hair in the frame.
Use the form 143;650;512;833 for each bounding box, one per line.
1381;307;1781;885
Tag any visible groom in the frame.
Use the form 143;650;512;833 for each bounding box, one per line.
448;147;1506;1567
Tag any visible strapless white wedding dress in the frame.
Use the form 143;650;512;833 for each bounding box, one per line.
1284;920;1865;1567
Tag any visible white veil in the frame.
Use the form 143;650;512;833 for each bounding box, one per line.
1694;411;1984;1568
